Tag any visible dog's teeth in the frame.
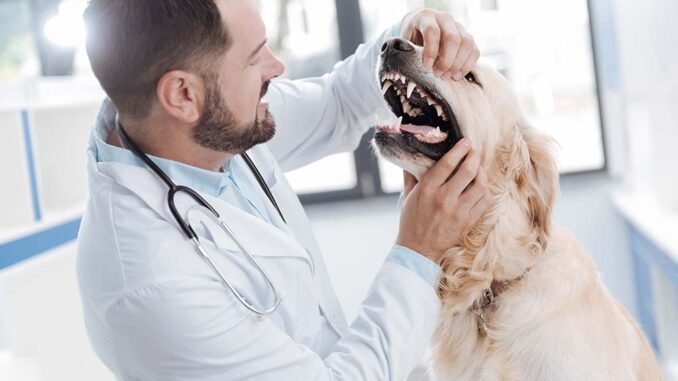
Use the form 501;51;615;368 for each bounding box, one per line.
403;101;412;113
434;104;444;117
406;82;416;98
426;98;436;106
441;113;448;121
396;116;403;129
381;74;388;83
409;108;422;117
400;95;406;103
381;81;393;95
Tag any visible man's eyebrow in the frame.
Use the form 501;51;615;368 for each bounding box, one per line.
249;39;267;60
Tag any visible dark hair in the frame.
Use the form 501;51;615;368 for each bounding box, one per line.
84;0;231;119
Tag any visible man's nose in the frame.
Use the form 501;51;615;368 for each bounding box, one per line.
265;52;286;81
381;38;414;56
272;56;285;78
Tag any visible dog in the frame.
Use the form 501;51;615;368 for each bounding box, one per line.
372;37;663;381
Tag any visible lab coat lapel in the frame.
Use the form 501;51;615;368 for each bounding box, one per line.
247;146;351;335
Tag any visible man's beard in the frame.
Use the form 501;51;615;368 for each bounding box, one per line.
193;79;275;154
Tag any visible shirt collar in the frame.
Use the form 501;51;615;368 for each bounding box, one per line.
91;99;232;197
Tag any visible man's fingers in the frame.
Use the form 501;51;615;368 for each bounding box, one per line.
458;178;485;213
445;32;475;80
403;171;417;196
468;192;491;225
443;148;481;198
432;19;461;77
421;139;471;187
417;15;441;71
458;46;480;77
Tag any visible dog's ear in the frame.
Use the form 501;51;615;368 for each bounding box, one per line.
517;119;558;248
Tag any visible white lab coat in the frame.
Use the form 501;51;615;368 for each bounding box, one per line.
77;23;441;381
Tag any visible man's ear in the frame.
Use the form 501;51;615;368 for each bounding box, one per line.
156;70;205;124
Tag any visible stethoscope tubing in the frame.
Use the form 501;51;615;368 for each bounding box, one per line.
115;117;283;316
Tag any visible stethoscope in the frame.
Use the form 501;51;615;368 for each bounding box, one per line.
115;117;283;316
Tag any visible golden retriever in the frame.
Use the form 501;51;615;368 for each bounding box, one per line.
372;37;663;381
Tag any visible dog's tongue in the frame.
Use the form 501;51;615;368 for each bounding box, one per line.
400;124;436;135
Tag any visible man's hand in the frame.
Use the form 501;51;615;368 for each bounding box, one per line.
401;9;480;81
396;139;490;264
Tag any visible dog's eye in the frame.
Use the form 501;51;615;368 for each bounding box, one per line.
465;72;477;83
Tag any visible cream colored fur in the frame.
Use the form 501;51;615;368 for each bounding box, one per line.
375;45;663;380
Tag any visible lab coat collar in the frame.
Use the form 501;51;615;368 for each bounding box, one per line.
92;98;232;197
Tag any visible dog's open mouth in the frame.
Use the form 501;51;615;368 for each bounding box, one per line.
374;70;461;160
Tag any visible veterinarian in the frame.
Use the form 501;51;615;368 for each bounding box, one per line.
76;0;489;379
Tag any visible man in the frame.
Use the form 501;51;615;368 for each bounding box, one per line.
76;0;489;379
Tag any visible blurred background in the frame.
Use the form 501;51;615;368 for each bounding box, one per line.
0;0;676;379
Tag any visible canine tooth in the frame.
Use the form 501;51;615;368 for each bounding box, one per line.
403;101;412;113
434;104;443;117
381;74;388;83
381;81;393;95
406;82;416;98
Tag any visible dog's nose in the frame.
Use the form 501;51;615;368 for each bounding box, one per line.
381;38;414;54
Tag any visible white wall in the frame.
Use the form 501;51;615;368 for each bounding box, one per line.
0;245;115;381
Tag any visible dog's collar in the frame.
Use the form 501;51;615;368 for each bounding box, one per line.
471;269;531;336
